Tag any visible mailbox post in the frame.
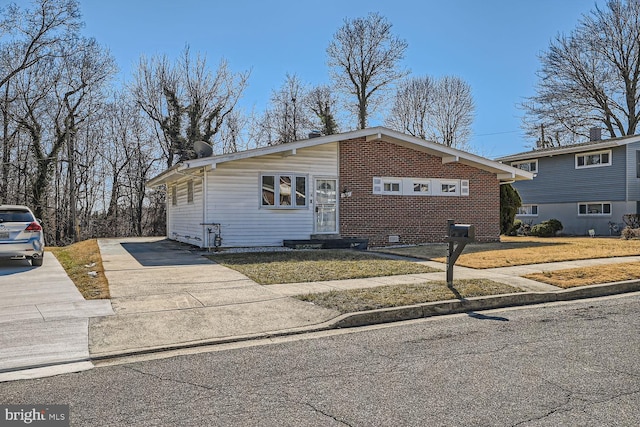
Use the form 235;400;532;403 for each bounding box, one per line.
446;220;475;286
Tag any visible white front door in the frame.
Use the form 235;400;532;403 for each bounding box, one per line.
314;178;338;234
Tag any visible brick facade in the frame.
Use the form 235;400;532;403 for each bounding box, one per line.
338;137;500;246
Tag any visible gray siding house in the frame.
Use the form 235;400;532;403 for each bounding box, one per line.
498;134;640;236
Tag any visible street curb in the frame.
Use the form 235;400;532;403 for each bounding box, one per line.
89;280;640;362
332;280;640;328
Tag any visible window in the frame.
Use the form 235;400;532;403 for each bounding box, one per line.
261;174;307;208
636;151;640;178
512;160;538;173
518;204;538;216
575;150;611;169
438;180;459;196
171;185;177;206
578;202;611;215
383;180;401;194
187;180;194;204
412;181;430;194
373;177;467;196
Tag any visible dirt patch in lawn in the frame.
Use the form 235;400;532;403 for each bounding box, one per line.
296;279;523;313
208;249;439;285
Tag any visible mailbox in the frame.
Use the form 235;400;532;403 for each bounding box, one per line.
447;223;475;241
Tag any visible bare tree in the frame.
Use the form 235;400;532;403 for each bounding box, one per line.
131;47;249;166
327;12;408;129
0;0;81;89
429;76;475;148
385;76;436;140
305;85;339;135
522;0;640;145
255;74;313;145
386;75;474;148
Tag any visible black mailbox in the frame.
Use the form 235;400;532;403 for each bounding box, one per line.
448;223;475;241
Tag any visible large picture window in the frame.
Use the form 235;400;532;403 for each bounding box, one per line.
261;174;307;209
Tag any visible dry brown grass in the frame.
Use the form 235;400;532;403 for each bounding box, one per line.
525;262;640;288
296;279;522;313
378;236;640;269
209;249;438;285
49;239;110;299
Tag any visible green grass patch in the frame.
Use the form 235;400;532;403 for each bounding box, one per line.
207;249;439;285
296;279;523;313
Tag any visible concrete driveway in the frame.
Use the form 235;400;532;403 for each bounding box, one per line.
90;238;340;358
0;253;113;382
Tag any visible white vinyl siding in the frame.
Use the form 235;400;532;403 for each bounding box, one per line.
206;143;338;247
167;177;204;245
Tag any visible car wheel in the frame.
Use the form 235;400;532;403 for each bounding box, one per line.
31;256;43;267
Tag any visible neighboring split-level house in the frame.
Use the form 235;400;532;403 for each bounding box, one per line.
147;127;532;248
498;132;640;236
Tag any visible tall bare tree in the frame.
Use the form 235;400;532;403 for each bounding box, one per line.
386;75;474;149
327;12;408;129
0;0;81;90
522;0;640;146
385;76;436;140
430;76;475;148
131;47;249;166
306;85;339;136
255;74;313;145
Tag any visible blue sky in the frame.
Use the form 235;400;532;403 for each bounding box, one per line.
79;0;604;158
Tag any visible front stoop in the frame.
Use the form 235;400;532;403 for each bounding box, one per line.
283;238;369;250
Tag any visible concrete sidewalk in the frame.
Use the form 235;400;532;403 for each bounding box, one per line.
0;253;114;382
89;237;640;361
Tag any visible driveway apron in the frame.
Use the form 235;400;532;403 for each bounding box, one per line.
90;238;339;357
0;253;113;381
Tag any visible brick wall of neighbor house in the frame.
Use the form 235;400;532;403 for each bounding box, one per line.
339;137;500;246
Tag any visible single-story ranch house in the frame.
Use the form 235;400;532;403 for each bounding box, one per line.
147;127;532;248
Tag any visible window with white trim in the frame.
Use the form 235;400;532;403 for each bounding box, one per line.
373;177;468;196
575;150;611;169
438;180;459;196
412;180;431;194
518;204;538;216
578;202;611;215
187;180;194;204
261;173;307;208
512;160;538;173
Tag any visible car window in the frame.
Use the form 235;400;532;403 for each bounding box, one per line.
0;210;34;222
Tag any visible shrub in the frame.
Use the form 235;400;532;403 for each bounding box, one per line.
623;214;640;229
621;226;640;240
530;219;563;237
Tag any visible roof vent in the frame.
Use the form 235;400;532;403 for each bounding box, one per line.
589;127;602;142
308;130;322;139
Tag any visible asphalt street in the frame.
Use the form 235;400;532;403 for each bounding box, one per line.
1;293;638;426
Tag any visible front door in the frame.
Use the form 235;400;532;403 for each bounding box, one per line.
314;178;338;234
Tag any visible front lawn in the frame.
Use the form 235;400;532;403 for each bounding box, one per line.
377;236;640;269
296;279;523;313
207;249;439;285
525;262;640;288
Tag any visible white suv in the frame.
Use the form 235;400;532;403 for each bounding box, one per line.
0;205;45;266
